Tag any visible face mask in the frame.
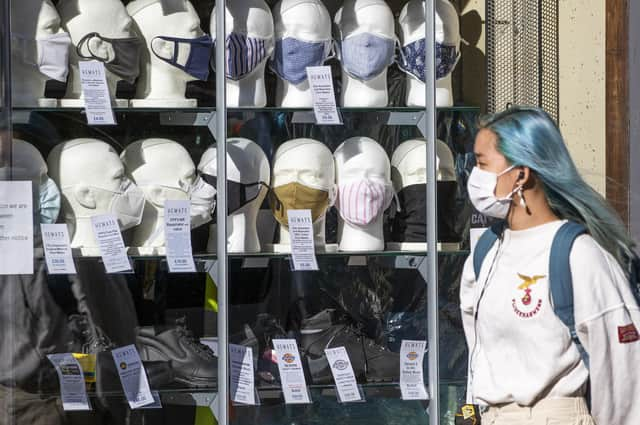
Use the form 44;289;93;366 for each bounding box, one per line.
214;32;271;81
467;165;519;219
201;174;267;219
390;182;459;243
269;38;332;85
337;33;395;81
336;179;394;226
76;32;142;83
39;177;61;224
151;35;213;81
397;39;459;82
12;32;71;82
269;182;331;227
189;175;216;228
88;178;146;230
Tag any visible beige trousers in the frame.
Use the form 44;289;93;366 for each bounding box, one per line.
481;397;595;425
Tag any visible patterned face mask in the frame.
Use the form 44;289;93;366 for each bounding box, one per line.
151;34;213;81
337;32;396;81
214;32;272;81
336;179;395;226
269;38;332;85
397;39;459;82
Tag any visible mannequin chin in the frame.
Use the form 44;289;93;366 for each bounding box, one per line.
272;0;332;108
335;0;394;107
199;138;270;253
334;136;391;252
128;0;204;108
212;0;273;107
10;0;62;107
269;138;336;253
399;0;461;107
47;138;135;256
58;0;133;108
121;139;197;256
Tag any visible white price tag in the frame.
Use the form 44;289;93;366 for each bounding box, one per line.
91;214;131;273
41;223;77;275
47;353;91;411
273;339;311;404
164;200;196;273
325;347;363;403
306;66;341;125
400;340;429;400
0;181;33;275
78;61;116;125
111;345;155;409
229;344;257;405
287;210;318;271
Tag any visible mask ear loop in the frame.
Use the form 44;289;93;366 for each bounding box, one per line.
76;32;103;60
325;39;337;61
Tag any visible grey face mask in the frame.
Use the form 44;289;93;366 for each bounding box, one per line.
76;32;143;83
337;32;396;81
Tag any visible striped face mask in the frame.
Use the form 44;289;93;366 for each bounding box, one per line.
216;32;272;80
336;179;395;226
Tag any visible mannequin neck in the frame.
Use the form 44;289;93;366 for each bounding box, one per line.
69;216;99;249
226;66;267;107
276;78;313;108
507;186;559;231
338;215;385;251
208;203;262;253
131;202;164;248
279;217;326;247
341;70;388;107
405;75;454;107
142;65;189;100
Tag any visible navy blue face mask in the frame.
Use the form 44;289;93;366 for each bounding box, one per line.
398;38;459;82
151;34;213;81
269;38;332;85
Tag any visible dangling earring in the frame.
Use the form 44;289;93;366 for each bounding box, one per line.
517;186;528;210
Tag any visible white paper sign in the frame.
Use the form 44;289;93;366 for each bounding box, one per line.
273;339;311;404
111;345;155;409
287;210;319;271
91;214;131;273
41;223;77;275
78;61;116;125
47;353;91;411
229;344;257;405
325;347;362;403
164;200;196;273
400;340;429;400
0;181;33;275
306;66;341;125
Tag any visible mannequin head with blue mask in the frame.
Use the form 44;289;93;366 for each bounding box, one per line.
127;0;211;108
334;0;396;107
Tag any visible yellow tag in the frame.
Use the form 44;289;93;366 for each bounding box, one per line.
461;405;475;420
205;273;218;313
72;353;96;383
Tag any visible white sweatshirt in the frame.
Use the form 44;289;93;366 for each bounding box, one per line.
460;220;640;424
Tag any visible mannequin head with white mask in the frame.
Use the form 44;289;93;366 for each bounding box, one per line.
334;137;393;251
198;139;270;253
47;139;145;254
269;138;335;251
398;0;461;107
334;0;395;107
211;0;274;107
270;0;332;108
58;0;141;107
10;0;70;107
121;139;214;255
128;0;212;108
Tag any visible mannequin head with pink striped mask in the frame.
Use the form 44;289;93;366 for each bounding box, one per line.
334;136;394;252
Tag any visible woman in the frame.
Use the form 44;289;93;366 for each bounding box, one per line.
460;106;640;424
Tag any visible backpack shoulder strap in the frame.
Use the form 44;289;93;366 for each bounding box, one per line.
549;221;589;366
473;221;505;281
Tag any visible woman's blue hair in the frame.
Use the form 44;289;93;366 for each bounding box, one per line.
479;106;636;273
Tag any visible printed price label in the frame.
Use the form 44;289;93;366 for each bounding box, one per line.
230;344;257;405
47;353;91;411
78;61;116;125
41;223;76;274
91;214;131;273
287;210;318;271
325;347;363;403
111;345;154;409
400;340;429;400
164;200;196;273
273;339;311;404
306;66;341;125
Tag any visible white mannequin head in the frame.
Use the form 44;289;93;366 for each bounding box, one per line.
58;0;136;104
398;0;461;107
198;138;270;253
334;0;395;107
271;0;332;107
271;138;335;248
127;0;206;107
391;138;456;192
120;139;198;253
334;136;391;251
211;0;274;107
47;138;144;250
10;0;68;107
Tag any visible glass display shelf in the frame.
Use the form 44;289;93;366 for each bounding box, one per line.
12;106;480;114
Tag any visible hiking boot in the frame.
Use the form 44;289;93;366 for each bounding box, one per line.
136;317;217;388
300;309;336;335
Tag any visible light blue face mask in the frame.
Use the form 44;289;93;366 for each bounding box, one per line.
397;38;459;82
269;38;332;85
38;177;61;224
337;32;396;81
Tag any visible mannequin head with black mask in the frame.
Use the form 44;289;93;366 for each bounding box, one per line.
58;0;140;107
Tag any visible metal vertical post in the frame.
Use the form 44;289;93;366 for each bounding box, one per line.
215;1;228;424
425;1;440;424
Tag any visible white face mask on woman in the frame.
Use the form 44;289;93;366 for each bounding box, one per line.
467;165;521;219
